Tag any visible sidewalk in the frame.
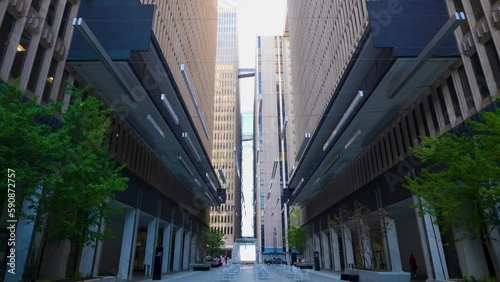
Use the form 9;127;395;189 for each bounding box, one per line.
131;265;343;282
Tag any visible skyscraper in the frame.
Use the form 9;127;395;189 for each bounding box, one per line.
210;2;242;254
254;33;293;262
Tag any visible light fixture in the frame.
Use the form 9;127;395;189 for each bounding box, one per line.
345;129;362;150
314;177;321;185
177;156;193;176
234;146;240;178
182;132;201;162
194;178;202;187
281;116;288;140
323;91;364;151
218;167;226;185
206;173;217;192
16;44;26;52
295;133;311;162
146;114;164;138
180;64;210;140
323;154;340;174
271;158;278;179
292;178;305;196
161;94;179;125
46;77;54;84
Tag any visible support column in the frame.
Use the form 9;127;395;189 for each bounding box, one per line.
385;216;402;271
161;223;172;273
79;222;105;277
314;234;321;268
342;224;355;269
190;235;197;264
173;228;183;271
489;226;500;275
144;218;158;276
182;231;191;270
414;196;448;281
361;221;373;269
454;229;489;278
118;209;139;280
321;231;331;269
4;196;39;282
330;228;342;271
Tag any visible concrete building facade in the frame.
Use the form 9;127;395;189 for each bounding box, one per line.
209;4;242;253
254;34;294;263
284;0;500;280
1;0;222;280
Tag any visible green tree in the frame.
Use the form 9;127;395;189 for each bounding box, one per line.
405;108;500;277
287;208;307;254
195;228;225;262
0;82;128;271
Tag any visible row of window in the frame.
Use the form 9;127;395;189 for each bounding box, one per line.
0;1;73;101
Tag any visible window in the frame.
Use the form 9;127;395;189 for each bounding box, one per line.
469;0;485;21
10;31;31;79
446;77;462;118
436;87;450;126
27;46;46;93
457;66;475;110
0;14;16;66
427;95;439;130
58;2;72;38
46;0;59;26
32;0;43;11
484;39;500;89
470;53;489;99
42;59;59;103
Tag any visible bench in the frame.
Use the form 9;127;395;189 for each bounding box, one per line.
296;262;314;269
190;263;210;271
340;273;359;281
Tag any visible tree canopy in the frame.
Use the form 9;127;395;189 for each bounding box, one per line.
405;109;500;241
0;81;128;246
195;227;225;262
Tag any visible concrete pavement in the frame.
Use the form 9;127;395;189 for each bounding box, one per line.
132;265;343;282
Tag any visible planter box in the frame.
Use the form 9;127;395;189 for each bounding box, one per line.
344;269;411;282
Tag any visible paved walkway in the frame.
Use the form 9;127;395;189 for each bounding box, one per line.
133;265;343;282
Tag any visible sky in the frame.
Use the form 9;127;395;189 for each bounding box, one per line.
222;0;287;113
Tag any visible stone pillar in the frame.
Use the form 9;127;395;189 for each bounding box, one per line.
190;235;197;264
4;197;38;282
385;216;402;271
342;224;355;269
330;228;342;271
414;196;448;281
161;223;173;273
144;218;158;276
173;228;183;271
182;231;191;270
454;229;489;278
118;209;139;280
489;226;500;275
79;222;105;277
321;231;331;269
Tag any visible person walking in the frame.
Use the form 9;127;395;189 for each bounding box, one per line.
409;254;418;278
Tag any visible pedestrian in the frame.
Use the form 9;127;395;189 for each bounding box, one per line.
409;254;417;278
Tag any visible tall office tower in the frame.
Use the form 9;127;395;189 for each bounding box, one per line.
209;3;242;254
285;0;499;279
139;0;218;153
254;34;293;263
